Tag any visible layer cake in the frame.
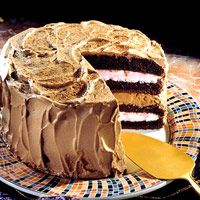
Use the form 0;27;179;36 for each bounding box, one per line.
0;21;167;179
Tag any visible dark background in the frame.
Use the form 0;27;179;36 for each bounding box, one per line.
1;1;200;57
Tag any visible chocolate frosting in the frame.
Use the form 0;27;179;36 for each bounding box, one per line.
0;21;167;178
113;89;167;109
0;21;167;104
0;21;142;178
1;82;125;178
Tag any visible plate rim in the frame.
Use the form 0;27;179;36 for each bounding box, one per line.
0;175;171;199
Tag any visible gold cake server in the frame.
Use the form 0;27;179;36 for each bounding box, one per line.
121;132;200;194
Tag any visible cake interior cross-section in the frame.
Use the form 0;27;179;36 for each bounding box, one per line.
85;54;167;130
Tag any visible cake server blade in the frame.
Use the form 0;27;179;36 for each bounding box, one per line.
121;131;200;195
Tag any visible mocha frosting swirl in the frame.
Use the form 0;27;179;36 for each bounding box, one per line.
0;20;167;104
0;21;167;179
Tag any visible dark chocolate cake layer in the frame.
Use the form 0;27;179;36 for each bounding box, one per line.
84;54;165;76
106;79;163;95
119;104;165;116
121;118;163;129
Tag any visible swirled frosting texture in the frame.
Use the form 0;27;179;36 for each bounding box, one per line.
1;82;125;178
0;21;167;178
0;21;167;103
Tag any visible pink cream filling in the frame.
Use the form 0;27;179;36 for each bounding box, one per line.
96;69;160;83
119;112;159;122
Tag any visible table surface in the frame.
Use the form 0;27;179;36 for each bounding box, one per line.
0;19;200;200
